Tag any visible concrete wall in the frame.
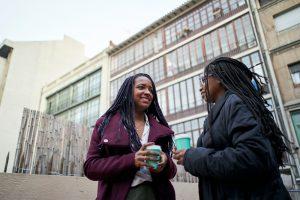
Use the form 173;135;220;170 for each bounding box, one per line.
0;57;8;106
258;0;300;51
272;45;300;105
0;36;87;173
258;0;300;105
0;173;199;200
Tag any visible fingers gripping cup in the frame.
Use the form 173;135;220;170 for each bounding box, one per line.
146;145;161;171
175;134;191;150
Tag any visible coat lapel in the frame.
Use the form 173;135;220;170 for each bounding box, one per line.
101;113;173;147
147;115;174;142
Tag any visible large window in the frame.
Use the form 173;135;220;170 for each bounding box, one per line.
157;75;204;116
164;0;246;46
111;0;247;74
274;6;300;32
291;110;300;145
240;51;265;79
72;79;88;104
289;62;300;85
46;69;101;128
110;14;257;103
110;56;165;101
164;14;256;77
111;29;164;73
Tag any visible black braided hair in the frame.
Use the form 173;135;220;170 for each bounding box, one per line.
204;57;289;166
98;73;173;155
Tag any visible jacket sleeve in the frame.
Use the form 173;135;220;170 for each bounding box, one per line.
183;98;274;181
84;117;137;181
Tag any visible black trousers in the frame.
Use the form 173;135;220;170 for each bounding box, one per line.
126;182;156;200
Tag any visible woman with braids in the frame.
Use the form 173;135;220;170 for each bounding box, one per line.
173;57;291;200
84;73;176;200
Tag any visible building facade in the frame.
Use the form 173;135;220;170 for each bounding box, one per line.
109;0;275;152
107;0;297;185
254;0;300;183
0;36;87;173
41;48;109;130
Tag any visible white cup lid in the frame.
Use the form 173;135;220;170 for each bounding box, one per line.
174;134;191;140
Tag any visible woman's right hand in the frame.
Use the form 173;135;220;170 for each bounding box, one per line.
134;142;155;168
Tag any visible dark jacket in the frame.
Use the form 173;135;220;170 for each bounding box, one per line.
183;92;291;200
84;112;176;200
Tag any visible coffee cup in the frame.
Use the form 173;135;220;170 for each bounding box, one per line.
146;145;162;170
174;134;191;150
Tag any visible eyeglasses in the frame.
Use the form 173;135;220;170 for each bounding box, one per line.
199;74;214;86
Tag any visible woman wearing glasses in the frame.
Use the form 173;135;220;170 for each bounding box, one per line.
173;57;291;200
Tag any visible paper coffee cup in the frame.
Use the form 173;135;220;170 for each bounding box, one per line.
146;145;161;170
175;134;191;150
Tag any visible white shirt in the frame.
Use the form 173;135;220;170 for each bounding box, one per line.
131;114;152;187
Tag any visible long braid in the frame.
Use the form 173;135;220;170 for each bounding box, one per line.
98;73;173;155
205;57;289;165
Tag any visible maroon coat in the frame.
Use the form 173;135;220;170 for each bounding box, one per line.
84;113;177;200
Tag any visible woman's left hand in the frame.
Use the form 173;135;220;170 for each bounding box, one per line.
172;149;186;165
152;151;167;173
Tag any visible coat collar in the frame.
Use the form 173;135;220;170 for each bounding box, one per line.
209;90;232;125
101;112;173;146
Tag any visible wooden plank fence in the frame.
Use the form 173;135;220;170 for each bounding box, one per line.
13;108;91;176
13;108;198;182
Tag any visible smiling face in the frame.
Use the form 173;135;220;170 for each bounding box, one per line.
133;76;154;112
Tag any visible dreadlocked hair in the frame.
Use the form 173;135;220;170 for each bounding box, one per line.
98;73;173;155
204;57;289;166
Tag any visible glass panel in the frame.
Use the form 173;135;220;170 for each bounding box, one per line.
234;18;247;49
194;10;201;30
221;0;230;14
226;23;237;50
158;57;165;81
199;117;206;128
180;81;188;110
183;44;191;70
291;110;300;145
184;121;192;131
195;38;205;64
193;75;203;106
192;130;200;146
177;47;185;72
89;71;101;96
211;30;221;57
57;88;70;111
187;78;195;108
174;83;182;113
191;119;199;130
166;51;178;77
177;123;184;134
168;86;175;114
219;27;230;54
87;98;100;128
251;52;264;79
242;15;256;48
200;9;208;26
72;79;88;104
160;90;167;115
189;41;198;67
204;34;213;60
241;55;251;68
47;95;57;114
